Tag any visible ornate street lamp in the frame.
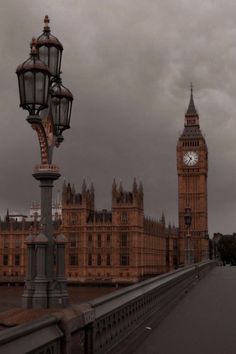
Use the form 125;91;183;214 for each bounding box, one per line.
37;15;63;79
184;207;192;265
50;79;73;143
16;16;73;309
16;38;51;120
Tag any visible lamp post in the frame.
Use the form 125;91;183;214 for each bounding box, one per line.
184;207;192;265
16;16;73;309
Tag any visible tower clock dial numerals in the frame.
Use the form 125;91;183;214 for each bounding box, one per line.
183;151;198;166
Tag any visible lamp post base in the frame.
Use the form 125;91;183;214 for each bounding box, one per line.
22;280;35;309
22;165;69;309
48;280;69;308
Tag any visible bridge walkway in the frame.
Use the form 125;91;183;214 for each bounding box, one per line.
130;265;236;354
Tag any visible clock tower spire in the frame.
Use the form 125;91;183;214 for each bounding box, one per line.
185;83;199;126
177;86;209;265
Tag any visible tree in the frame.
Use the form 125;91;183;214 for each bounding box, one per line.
217;235;236;264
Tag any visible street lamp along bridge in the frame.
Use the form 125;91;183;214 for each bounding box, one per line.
184;207;192;265
16;16;73;309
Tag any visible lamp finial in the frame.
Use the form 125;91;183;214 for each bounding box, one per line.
44;15;50;32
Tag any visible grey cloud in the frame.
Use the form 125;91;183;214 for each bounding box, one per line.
0;0;236;233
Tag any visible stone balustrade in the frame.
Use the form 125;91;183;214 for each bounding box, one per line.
0;261;216;354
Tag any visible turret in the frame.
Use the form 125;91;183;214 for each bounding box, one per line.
90;182;95;209
112;178;117;202
5;209;10;223
112;179;143;209
133;177;138;195
161;211;165;226
119;180;123;194
82;178;87;198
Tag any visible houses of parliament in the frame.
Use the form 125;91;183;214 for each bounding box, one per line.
0;90;209;284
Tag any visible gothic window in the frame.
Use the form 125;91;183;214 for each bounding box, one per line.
15;236;21;249
106;254;111;266
88;254;92;266
71;213;77;225
97;254;101;266
120;233;128;248
3;237;9;249
120;254;129;266
69;234;77;248
88;234;93;247
70;255;78;266
3;255;8;266
121;211;128;224
107;234;111;243
15;254;20;266
97;234;102;248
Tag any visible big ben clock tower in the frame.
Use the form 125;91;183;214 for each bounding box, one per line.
177;86;209;264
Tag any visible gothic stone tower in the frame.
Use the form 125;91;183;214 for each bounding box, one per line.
112;179;144;281
177;87;209;264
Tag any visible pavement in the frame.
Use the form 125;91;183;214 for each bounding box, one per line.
132;265;236;354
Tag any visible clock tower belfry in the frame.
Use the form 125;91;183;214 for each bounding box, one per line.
177;86;209;264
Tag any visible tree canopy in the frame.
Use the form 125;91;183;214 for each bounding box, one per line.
217;235;236;263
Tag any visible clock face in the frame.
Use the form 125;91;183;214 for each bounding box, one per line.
183;151;198;166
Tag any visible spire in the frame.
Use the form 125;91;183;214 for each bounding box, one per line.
112;178;117;202
67;182;71;193
161;211;165;226
186;83;198;116
133;177;138;194
82;177;87;194
138;181;143;195
62;179;66;192
112;178;117;192
90;182;94;195
5;208;9;222
119;180;123;193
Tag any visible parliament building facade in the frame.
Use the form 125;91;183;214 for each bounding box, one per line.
0;89;209;284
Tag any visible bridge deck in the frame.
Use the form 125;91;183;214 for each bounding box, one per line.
132;265;236;354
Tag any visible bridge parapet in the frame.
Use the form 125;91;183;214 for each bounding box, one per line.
90;261;215;354
0;315;63;354
0;261;215;354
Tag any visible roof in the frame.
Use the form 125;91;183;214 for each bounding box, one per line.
186;85;198;116
87;210;112;224
180;125;203;139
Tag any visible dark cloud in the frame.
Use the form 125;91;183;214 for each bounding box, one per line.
0;0;236;234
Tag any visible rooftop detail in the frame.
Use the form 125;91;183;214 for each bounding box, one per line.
185;83;198;117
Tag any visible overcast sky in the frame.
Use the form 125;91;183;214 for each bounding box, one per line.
1;0;236;235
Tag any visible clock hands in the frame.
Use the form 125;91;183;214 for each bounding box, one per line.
183;151;198;166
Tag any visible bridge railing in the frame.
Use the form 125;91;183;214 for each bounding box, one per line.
89;261;215;354
0;315;63;354
0;261;215;354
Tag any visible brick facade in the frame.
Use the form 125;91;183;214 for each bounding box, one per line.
177;88;209;264
62;179;178;283
0;180;178;284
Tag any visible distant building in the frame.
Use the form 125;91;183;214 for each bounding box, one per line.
29;190;62;221
0;180;178;284
62;179;178;283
